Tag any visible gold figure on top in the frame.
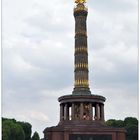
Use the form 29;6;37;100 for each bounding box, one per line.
75;0;86;4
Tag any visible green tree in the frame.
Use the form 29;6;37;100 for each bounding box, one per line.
124;117;138;140
2;121;11;140
126;125;138;140
11;123;25;140
17;122;32;140
106;119;116;126
124;117;138;127
2;119;25;140
31;132;40;140
2;118;40;140
106;119;124;127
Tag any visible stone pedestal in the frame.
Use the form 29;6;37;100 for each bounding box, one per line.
44;121;126;140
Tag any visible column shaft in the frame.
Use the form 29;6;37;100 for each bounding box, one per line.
73;5;90;93
60;104;64;121
66;104;69;120
89;103;93;120
64;104;69;120
80;103;84;119
71;103;75;120
100;104;105;121
95;103;100;120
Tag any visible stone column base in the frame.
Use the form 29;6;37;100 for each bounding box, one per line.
43;122;126;140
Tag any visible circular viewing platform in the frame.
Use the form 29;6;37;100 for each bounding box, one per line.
58;94;106;124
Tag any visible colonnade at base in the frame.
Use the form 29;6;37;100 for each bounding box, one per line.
60;102;104;122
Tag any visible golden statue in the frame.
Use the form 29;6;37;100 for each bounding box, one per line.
75;0;86;4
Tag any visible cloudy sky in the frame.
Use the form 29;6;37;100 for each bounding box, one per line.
2;0;138;138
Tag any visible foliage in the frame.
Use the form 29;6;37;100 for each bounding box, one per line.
126;125;138;140
2;120;11;140
106;119;124;127
2;118;39;140
106;117;138;140
124;117;138;127
31;132;40;140
17;121;32;140
2;119;25;140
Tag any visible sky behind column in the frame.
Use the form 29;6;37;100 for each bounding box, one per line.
2;0;138;138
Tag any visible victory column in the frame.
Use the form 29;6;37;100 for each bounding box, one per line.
43;1;126;140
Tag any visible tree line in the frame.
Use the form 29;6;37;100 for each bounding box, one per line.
2;118;40;140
